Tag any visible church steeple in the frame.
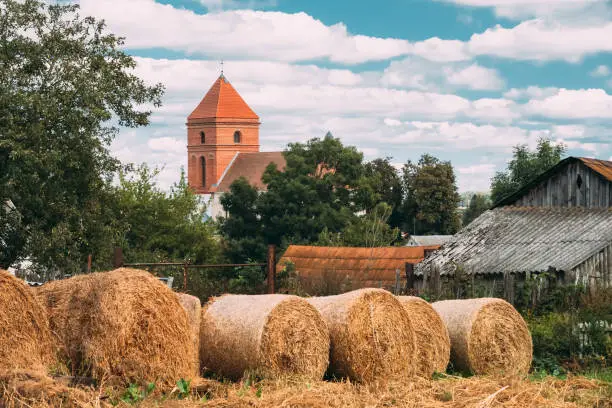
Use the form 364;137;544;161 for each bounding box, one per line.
187;75;260;194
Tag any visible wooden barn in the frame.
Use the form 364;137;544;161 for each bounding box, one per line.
416;157;612;304
278;245;438;295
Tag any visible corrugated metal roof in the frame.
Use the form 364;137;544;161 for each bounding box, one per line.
416;207;612;276
579;157;612;182
279;245;427;286
406;235;452;247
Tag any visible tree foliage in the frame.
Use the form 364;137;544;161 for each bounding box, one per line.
401;154;461;235
462;193;491;226
491;138;566;204
361;157;404;228
0;0;164;271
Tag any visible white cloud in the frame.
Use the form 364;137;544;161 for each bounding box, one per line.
504;86;560;100
381;58;504;91
591;65;611;77
199;0;277;11
456;163;496;192
77;0;413;64
147;137;185;154
438;0;609;20
523;88;612;119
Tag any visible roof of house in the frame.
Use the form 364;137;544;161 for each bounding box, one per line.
278;245;429;287
416;206;612;276
406;235;453;247
215;151;286;192
494;157;612;208
188;75;259;121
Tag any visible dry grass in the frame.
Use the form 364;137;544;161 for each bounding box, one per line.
35;268;195;388
397;296;451;378
200;294;329;380
177;293;202;378
1;371;610;407
307;288;416;382
0;270;53;372
432;298;533;376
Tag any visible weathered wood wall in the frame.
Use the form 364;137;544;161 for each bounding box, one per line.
570;242;612;289
511;161;611;208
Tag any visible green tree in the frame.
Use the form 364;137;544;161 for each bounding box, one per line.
491;138;566;204
361;157;404;228
401;154;461;235
0;0;163;272
218;177;266;263
462;193;491;226
258;133;364;246
114;165;220;264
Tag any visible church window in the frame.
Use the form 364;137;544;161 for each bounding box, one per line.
234;130;242;144
200;131;205;144
200;157;206;187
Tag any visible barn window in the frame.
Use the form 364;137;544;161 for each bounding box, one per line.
233;130;241;144
200;156;206;187
200;131;205;144
577;174;583;189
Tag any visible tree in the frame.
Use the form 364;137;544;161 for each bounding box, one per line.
361;157;404;228
0;0;163;271
258;133;364;246
401;154;461;235
491;138;566;204
462;193;491;226
218;177;266;263
114;165;220;265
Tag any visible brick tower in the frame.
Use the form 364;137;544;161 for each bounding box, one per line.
187;74;260;193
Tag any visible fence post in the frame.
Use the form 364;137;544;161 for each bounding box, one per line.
183;263;188;291
267;244;276;294
113;247;123;268
87;254;92;273
405;262;415;294
394;269;401;295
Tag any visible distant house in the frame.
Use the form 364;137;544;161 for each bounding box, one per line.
406;235;452;247
278;245;436;294
416;157;612;303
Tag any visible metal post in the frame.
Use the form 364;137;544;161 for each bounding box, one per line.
267;244;276;294
113;247;123;268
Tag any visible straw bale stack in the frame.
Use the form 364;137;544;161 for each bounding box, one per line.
36;268;195;387
432;298;532;376
308;288;416;382
397;296;450;377
0;270;53;372
200;294;329;380
177;293;202;377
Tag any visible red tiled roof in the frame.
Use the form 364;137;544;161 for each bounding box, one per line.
215;152;285;192
278;245;435;290
188;75;259;121
579;157;612;182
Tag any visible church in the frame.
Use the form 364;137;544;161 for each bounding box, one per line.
186;74;285;217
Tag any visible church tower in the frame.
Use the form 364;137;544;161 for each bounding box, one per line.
187;74;260;193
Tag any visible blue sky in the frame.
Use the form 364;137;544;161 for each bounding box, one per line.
76;0;612;192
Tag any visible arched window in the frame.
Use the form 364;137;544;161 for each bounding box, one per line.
200;156;206;187
233;130;241;144
200;131;205;144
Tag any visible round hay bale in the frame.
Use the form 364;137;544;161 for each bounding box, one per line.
308;288;416;382
200;294;329;380
177;293;202;377
432;298;532;376
397;296;450;377
35;268;195;387
0;270;53;371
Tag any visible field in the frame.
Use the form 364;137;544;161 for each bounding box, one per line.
1;370;611;408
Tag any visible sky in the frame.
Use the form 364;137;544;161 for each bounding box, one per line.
75;0;612;192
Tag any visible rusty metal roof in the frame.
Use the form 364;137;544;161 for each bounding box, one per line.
279;245;431;287
579;157;612;182
416;206;612;276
